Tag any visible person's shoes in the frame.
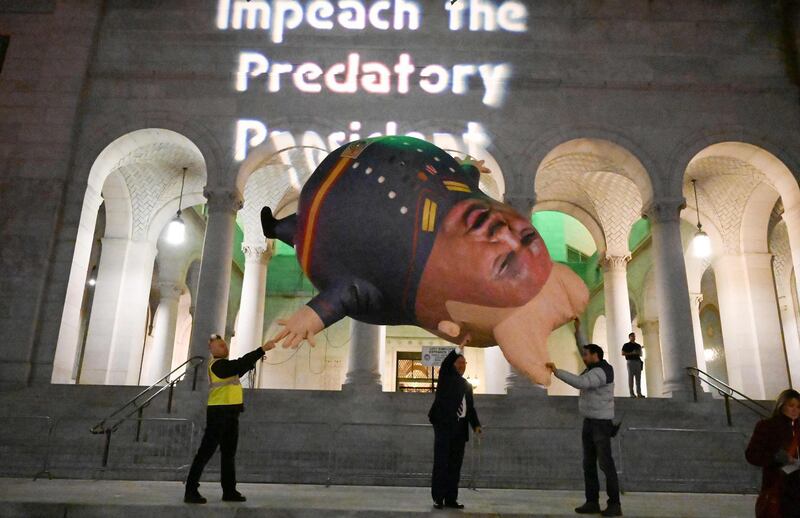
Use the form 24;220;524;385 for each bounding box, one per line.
601;502;622;516
638;395;646;399
444;501;465;509
574;501;601;514
433;501;444;510
183;491;207;504
222;491;246;502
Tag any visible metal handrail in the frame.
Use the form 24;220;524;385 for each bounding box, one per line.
91;356;204;435
686;367;771;425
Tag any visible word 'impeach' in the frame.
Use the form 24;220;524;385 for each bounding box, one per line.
237;52;511;108
217;0;528;43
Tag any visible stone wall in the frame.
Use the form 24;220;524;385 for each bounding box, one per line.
1;0;799;385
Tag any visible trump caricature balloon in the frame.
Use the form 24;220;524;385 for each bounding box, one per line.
262;136;589;385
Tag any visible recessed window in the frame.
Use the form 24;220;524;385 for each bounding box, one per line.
0;36;9;75
566;244;590;264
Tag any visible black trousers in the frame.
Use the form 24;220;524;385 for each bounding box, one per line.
627;361;643;397
186;406;240;495
582;418;620;505
431;423;466;504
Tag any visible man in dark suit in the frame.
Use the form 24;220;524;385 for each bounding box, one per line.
428;339;482;510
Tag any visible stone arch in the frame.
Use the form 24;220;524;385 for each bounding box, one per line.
523;127;658;205
532;200;606;257
237;144;327;246
52;128;210;384
74;115;225;190
668;129;800;202
591;315;607;349
534;138;654;258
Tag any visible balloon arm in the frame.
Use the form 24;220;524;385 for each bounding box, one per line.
306;279;384;328
271;305;324;349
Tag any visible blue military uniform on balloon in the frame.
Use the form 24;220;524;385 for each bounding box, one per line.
263;136;491;330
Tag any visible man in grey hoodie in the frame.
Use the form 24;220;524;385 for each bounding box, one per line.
546;339;622;517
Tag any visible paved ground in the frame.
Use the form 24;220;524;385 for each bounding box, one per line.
0;478;756;517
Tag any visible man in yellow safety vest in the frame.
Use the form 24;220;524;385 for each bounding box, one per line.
184;333;275;504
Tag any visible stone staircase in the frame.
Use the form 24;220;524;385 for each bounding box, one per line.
0;384;764;493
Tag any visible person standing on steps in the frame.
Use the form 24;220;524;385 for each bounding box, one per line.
621;332;644;398
746;389;800;518
184;334;276;504
428;333;482;510
547;342;622;517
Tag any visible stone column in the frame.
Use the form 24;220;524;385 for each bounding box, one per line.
742;253;789;398
689;292;708;374
81;238;157;385
602;255;632;397
232;242;272;358
483;346;511;394
713;254;765;397
644;199;697;398
781;204;800;311
639;320;664;397
713;253;788;399
779;288;800;388
142;281;184;384
52;186;103;383
188;190;243;373
343;320;383;391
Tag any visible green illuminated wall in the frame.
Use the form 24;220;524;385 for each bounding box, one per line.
532;211;600;287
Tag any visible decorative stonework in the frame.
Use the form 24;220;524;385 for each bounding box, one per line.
157;281;185;301
204;188;244;213
110;142;206;240
536;152;644;256
239;147;322;243
602;254;631;272
769;220;791;294
242;242;274;264
503;194;536;214
685;156;775;255
643;198;685;224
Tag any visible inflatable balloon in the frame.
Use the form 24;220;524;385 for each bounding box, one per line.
262;136;588;385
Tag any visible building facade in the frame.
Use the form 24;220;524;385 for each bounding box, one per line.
1;0;799;399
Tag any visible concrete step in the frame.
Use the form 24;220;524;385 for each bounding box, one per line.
0;385;766;492
0;479;758;518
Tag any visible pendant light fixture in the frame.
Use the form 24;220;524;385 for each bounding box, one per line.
691;179;711;258
166;167;187;245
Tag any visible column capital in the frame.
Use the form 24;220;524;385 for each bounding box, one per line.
602;254;631;272
638;319;659;333
689;291;703;308
203;188;243;213
643;198;686;224
242;241;274;264
503;194;536;214
157;281;185;301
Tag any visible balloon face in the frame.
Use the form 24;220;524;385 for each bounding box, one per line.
262;135;589;386
415;198;554;330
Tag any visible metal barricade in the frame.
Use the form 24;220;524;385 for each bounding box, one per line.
45;416;108;478
0;415;53;480
104;417;196;479
329;423;436;486
465;424;623;490
617;427;758;492
234;420;333;485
